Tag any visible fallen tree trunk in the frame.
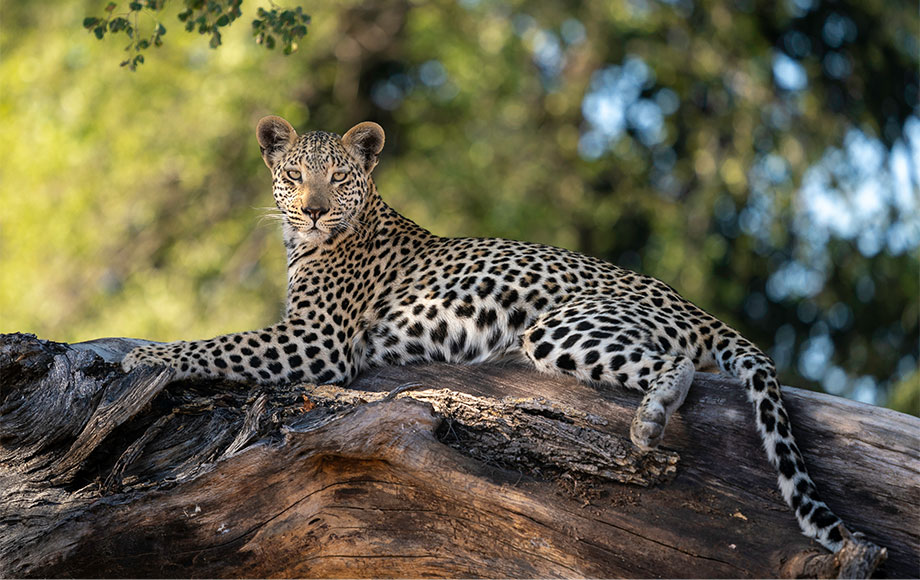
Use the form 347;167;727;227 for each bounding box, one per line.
0;332;915;578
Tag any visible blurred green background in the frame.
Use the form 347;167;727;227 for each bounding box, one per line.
1;0;917;413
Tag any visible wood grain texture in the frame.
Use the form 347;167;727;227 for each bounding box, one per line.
1;333;916;578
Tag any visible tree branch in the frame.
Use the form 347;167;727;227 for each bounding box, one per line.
1;333;915;578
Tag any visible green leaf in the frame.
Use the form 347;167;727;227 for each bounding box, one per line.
87;0;311;66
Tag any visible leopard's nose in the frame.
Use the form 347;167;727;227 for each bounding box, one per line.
301;206;329;221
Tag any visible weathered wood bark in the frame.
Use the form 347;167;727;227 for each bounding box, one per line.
1;332;916;578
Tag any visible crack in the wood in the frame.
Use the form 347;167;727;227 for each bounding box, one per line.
479;480;752;575
832;437;920;469
297;544;584;576
99;477;408;563
585;514;749;572
329;504;440;514
197;476;406;550
286;515;592;572
323;499;595;571
407;493;599;575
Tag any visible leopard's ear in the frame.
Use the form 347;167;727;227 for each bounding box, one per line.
257;116;297;170
342;121;385;173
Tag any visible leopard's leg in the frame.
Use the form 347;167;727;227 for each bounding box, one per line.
122;319;358;386
520;297;694;450
629;353;694;451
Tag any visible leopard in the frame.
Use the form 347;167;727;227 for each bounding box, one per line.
123;116;854;552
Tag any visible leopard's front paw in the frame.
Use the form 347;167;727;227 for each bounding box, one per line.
121;345;172;373
630;403;666;452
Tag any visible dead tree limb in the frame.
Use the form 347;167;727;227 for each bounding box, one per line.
1;332;915;578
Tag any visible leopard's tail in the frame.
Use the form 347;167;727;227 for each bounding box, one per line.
709;321;847;551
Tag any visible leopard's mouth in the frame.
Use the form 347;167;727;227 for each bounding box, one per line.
294;219;339;243
287;214;332;233
298;221;330;235
285;206;354;243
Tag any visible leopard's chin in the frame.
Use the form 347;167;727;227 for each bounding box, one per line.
295;227;331;244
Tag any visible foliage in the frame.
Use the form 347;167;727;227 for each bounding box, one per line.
82;0;309;69
252;5;310;54
1;0;917;411
887;370;920;416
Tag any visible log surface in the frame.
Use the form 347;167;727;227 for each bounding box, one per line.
0;332;917;578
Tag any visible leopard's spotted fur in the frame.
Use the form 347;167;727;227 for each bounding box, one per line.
124;117;851;551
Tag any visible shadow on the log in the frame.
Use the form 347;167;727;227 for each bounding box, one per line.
1;333;915;578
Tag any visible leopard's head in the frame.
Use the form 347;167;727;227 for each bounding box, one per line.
256;116;385;245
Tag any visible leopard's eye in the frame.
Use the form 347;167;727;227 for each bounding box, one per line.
331;171;348;184
285;169;302;182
